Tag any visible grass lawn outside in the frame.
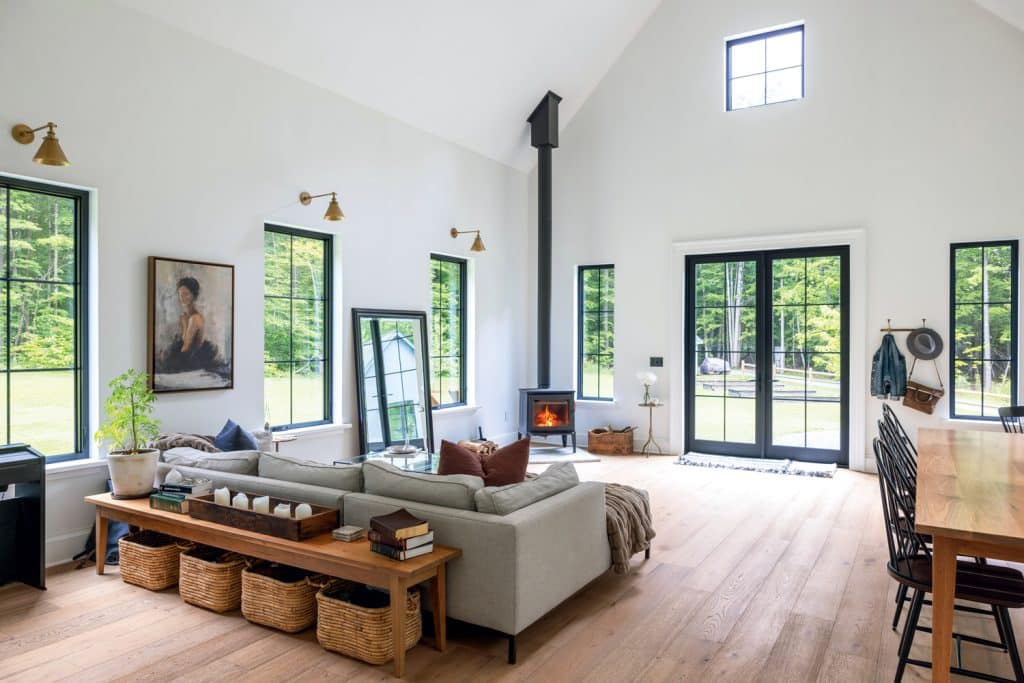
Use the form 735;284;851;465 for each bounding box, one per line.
264;374;327;427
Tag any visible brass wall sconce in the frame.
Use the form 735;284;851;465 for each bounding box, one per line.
299;191;344;221
450;227;485;252
10;121;70;166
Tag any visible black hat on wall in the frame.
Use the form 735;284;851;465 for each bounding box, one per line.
906;327;944;360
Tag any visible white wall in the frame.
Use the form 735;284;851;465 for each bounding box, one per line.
534;0;1024;469
1;0;528;564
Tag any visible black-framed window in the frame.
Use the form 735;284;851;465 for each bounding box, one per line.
263;225;332;430
950;240;1018;420
578;265;615;401
0;176;89;462
726;24;804;111
430;254;467;409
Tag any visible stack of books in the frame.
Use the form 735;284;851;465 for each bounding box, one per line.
369;509;434;560
332;525;365;542
159;476;213;497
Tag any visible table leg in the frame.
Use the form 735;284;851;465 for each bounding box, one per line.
430;564;447;652
391;575;408;677
95;509;107;575
931;535;957;683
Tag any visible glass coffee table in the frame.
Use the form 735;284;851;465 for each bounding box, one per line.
334;451;438;473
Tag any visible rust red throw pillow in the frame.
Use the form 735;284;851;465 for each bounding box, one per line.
481;438;530;486
438;440;485;478
438;438;530;486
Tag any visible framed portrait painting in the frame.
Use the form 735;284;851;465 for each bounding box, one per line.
148;256;234;392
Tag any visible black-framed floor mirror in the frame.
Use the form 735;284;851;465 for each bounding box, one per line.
352;308;435;454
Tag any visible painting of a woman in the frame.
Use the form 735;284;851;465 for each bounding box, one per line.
149;257;234;392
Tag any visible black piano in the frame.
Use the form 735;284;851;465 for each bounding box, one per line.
0;444;45;589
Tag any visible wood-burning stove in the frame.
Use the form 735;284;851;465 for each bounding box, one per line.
518;389;576;452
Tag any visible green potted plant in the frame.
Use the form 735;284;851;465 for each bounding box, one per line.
95;369;161;497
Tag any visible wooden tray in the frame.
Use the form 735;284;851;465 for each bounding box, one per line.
188;491;339;541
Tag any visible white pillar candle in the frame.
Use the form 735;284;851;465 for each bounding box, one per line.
294;503;312;520
214;487;231;506
252;496;270;514
232;492;249;510
273;503;292;518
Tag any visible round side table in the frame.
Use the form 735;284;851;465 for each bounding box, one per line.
638;402;663;456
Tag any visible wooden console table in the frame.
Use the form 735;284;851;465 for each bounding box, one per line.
85;493;460;678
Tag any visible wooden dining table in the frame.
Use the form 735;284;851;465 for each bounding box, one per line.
915;427;1024;683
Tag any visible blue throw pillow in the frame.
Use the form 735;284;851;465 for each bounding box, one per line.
214;420;241;451
236;424;259;451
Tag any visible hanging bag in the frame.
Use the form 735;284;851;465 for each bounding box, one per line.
903;357;944;414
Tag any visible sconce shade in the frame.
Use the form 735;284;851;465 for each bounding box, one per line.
324;193;345;221
470;233;486;252
11;122;70;167
450;226;486;253
34;128;70;166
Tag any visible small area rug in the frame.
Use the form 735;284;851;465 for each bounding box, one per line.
676;453;836;478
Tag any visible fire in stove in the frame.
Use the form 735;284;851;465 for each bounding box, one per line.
533;401;568;428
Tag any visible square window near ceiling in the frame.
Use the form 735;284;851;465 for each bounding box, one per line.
727;24;804;111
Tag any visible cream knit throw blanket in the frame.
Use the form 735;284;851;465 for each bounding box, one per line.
606;483;655;575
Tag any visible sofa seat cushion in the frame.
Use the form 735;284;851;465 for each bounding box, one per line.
362;460;483;510
475;462;579;515
258;452;362;491
161;447;260;475
438;438;529;486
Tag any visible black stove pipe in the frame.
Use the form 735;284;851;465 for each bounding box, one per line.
528;91;562;389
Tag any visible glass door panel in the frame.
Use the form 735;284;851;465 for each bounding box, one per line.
686;247;848;465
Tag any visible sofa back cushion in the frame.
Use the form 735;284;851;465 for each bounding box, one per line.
474;462;579;515
258;452;362;491
161;447;260;475
362;460;483;510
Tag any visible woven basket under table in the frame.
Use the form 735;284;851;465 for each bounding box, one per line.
118;530;188;591
241;564;321;632
316;580;422;665
179;546;246;613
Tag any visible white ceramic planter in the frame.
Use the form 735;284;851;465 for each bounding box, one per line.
106;449;159;497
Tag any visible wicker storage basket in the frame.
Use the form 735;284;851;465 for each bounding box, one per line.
588;427;635;455
118;530;188;591
316;580;422;665
179;546;246;613
241;563;321;632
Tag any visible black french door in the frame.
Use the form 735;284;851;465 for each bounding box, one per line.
684;246;849;465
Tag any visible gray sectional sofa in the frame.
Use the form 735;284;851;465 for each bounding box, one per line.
156;449;612;661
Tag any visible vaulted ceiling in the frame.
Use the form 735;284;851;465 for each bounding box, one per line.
117;0;663;171
974;0;1024;33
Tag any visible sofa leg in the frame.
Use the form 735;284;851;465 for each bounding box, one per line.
645;547;651;560
508;634;517;664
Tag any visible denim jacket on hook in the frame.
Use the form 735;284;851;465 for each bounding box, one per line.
871;333;907;398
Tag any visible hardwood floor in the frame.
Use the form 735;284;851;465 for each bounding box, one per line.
1;455;1021;681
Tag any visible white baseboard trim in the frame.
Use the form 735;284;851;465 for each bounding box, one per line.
46;527;93;567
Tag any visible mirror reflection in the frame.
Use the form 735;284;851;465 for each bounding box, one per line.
353;309;434;454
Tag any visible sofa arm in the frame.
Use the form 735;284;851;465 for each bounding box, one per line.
343;482;611;636
503;481;611;633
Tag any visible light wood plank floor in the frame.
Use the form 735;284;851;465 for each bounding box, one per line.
1;455;1021;681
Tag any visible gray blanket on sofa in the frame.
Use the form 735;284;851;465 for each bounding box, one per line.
606;483;655;575
152;433;221;453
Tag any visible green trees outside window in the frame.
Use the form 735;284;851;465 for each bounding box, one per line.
264;225;332;429
430;255;466;408
950;241;1018;419
0;178;87;460
578;265;615;400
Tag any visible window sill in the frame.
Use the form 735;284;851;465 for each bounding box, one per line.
276;423;352;438
577;399;618;406
46;457;108;480
942;417;1004;428
432;405;480;417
